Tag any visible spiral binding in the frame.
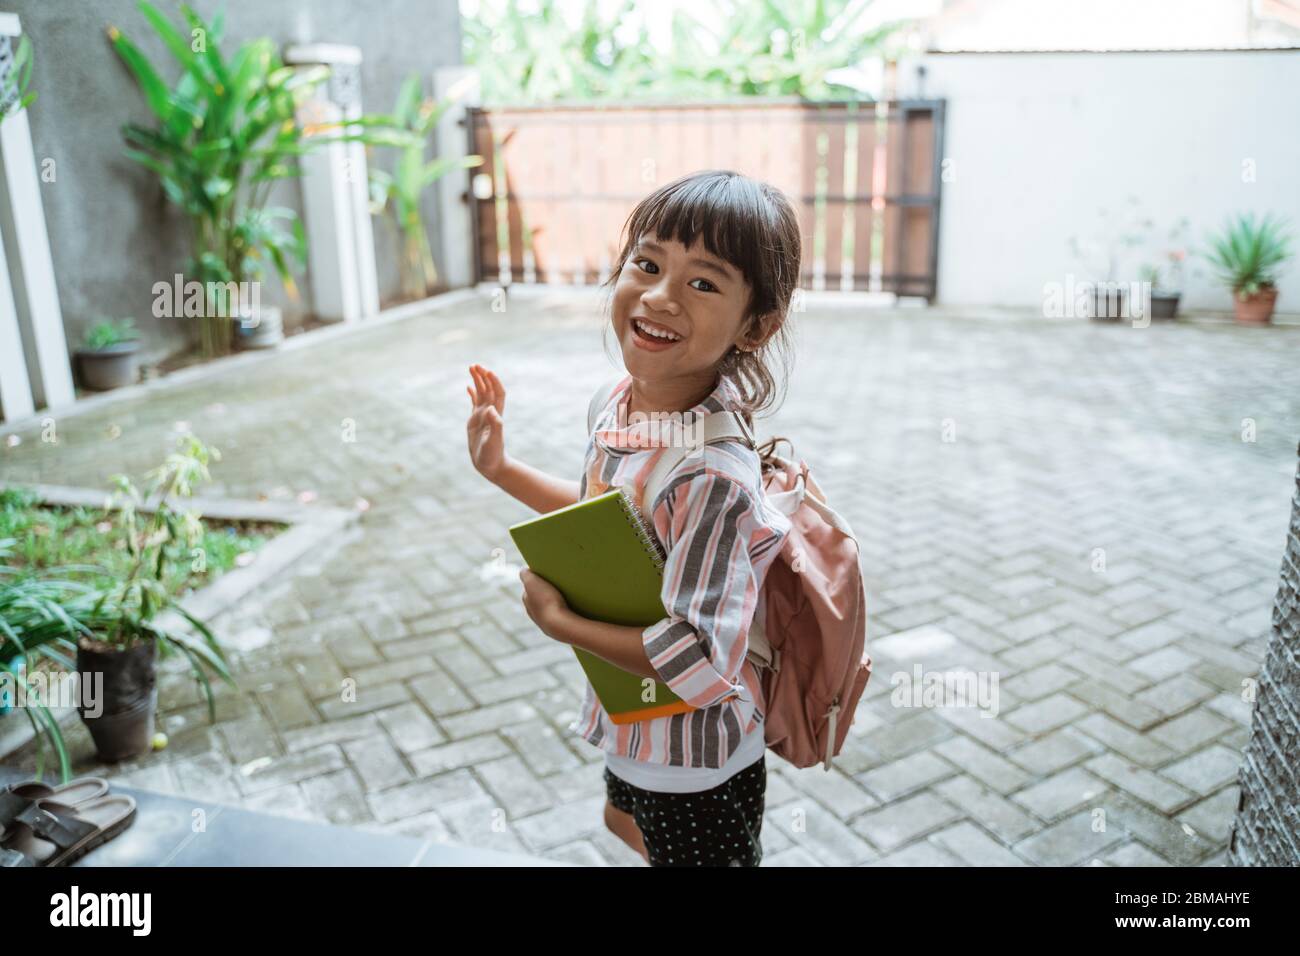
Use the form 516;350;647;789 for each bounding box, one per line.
616;487;665;569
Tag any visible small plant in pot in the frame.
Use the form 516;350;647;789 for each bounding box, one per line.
1067;201;1147;322
1139;257;1188;319
76;318;141;391
1137;217;1189;320
77;434;234;762
1203;213;1293;325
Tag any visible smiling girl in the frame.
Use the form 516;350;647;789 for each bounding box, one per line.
465;170;801;866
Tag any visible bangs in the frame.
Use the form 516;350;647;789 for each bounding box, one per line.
623;171;777;298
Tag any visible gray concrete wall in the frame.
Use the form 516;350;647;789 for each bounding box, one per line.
10;0;464;361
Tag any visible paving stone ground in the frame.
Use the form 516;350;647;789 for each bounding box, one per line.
3;288;1297;866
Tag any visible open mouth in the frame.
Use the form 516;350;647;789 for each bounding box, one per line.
632;317;684;345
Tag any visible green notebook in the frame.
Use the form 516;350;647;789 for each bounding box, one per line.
508;488;694;725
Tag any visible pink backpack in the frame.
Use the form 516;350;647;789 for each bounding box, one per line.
587;380;872;771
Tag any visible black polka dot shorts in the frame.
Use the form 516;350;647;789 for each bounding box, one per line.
604;755;766;867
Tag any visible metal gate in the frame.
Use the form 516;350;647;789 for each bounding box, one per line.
467;98;944;301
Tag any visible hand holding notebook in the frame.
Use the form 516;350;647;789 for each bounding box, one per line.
509;488;695;724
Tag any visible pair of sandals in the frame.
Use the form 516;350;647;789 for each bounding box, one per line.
0;777;137;867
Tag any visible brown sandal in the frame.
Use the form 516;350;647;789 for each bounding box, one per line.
0;777;109;841
1;794;137;867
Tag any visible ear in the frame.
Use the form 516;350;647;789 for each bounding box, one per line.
734;312;778;352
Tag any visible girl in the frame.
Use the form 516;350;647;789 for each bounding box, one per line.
465;170;801;867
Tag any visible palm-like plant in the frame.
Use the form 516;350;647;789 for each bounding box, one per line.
1204;212;1294;297
369;76;484;300
109;2;411;357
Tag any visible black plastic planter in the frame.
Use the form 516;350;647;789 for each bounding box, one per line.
1151;293;1180;319
77;639;157;762
1088;287;1126;322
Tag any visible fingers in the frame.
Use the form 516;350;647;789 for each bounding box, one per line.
468;364;506;412
469;364;487;405
484;368;506;413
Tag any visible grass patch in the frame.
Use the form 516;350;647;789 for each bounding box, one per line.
0;486;281;599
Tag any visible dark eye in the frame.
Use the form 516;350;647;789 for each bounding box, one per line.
690;278;718;293
634;257;658;274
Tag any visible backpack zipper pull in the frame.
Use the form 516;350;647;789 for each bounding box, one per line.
824;698;841;771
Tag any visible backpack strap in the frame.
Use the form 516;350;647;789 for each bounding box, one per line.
638;410;754;526
637;410;773;672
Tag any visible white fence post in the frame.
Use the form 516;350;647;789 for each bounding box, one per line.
0;13;73;420
284;44;379;323
434;66;480;291
0;224;34;421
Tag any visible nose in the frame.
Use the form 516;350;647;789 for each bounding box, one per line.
640;274;681;315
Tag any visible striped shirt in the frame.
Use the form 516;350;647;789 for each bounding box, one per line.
568;373;791;769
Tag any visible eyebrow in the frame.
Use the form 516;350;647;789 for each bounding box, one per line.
636;241;737;283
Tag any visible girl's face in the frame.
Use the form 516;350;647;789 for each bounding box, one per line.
611;236;757;399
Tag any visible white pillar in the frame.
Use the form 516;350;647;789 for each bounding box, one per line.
0;225;34;421
434;67;480;290
0;14;73;414
284;44;379;323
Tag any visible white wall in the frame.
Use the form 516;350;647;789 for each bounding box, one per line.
899;50;1300;311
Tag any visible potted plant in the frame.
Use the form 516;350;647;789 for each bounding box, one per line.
75;434;234;762
76;318;141;390
1137;218;1189;320
1203;212;1294;325
1067;200;1147;322
109;2;413;357
369;74;483;301
236;303;283;350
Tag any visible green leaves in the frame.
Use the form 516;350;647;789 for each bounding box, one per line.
1;34;37;120
368;74;484;299
463;0;900;104
1204;213;1294;295
110;1;415;355
83;317;140;351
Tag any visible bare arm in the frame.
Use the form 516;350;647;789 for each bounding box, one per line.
492;456;581;515
544;607;659;681
466;363;580;514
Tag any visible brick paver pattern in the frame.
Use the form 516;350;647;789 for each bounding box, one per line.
4;290;1297;866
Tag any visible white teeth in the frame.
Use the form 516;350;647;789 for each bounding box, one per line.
635;319;681;342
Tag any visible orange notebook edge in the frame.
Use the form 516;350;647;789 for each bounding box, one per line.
606;699;697;725
605;692;742;725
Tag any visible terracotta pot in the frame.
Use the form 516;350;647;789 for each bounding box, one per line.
1234;287;1278;325
76;639;157;762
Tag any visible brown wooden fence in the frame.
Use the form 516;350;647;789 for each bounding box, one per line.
467;99;945;300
